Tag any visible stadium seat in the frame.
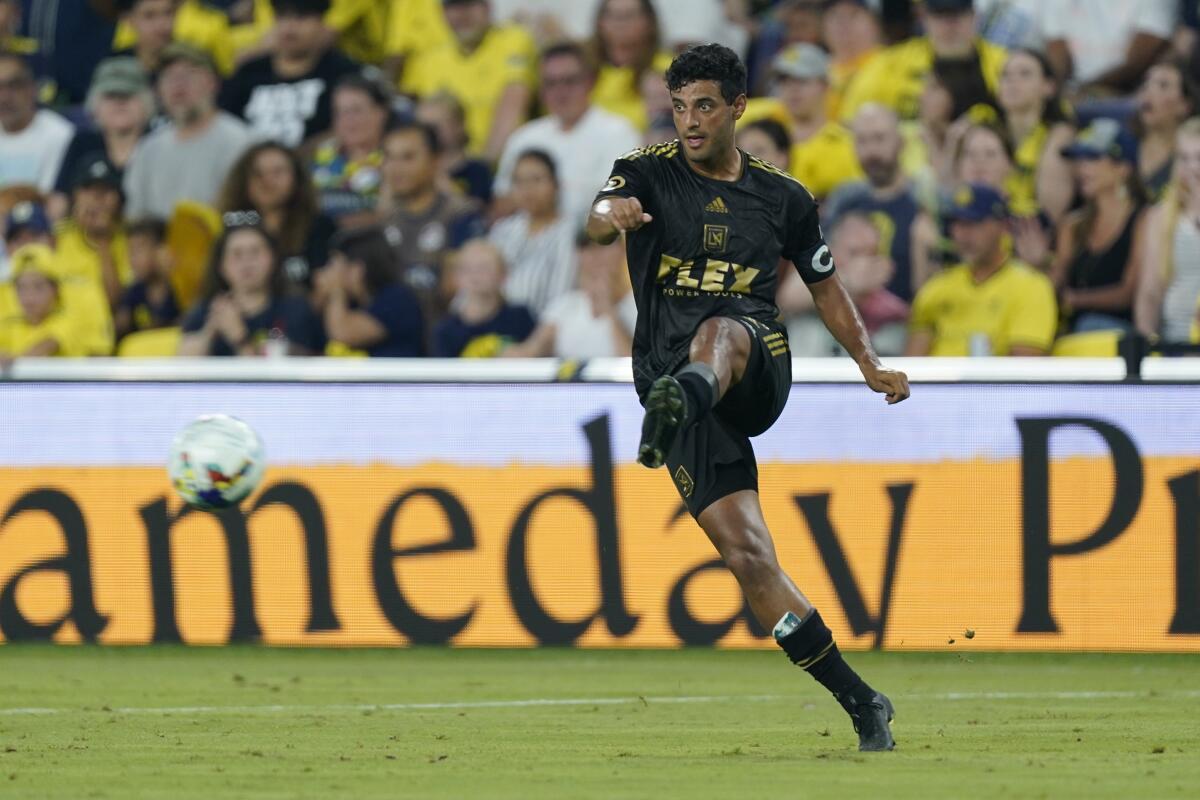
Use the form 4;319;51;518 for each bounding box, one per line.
117;327;182;357
1051;330;1123;357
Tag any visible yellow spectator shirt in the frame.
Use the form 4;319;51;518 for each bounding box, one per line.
54;223;134;289
910;259;1057;356
0;308;84;357
402;24;538;155
840;37;1007;121
591;52;674;133
1192;295;1200;343
738;98;862;199
386;0;452;61
828;48;880;121
113;0;236;75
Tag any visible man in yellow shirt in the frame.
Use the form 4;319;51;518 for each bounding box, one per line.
841;0;1006;121
821;0;883;121
54;157;133;308
738;43;862;199
0;244;91;362
401;0;536;162
907;183;1056;356
114;0;236;76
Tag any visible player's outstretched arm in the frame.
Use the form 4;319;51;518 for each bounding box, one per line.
810;275;911;404
586;197;653;245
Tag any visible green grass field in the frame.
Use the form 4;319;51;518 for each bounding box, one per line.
0;647;1196;799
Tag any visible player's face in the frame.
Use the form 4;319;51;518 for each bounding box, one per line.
248;148;296;210
220;229;274;294
670;80;744;164
15;271;56;323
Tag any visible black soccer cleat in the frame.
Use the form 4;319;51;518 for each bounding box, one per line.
848;692;895;752
637;375;687;469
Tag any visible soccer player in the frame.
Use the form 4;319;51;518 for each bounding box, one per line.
586;43;910;752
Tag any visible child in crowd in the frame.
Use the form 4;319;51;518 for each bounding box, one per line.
114;217;179;340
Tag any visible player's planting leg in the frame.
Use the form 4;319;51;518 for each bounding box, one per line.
698;490;896;752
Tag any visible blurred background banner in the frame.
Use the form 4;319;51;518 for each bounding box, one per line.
1;371;1197;652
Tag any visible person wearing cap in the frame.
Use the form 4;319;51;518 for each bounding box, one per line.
1049;119;1148;334
401;0;537;162
0;51;74;194
840;0;1007;123
0;244;94;362
2;199;53;257
738;43;862;199
219;0;361;149
821;0;882;121
907;182;1056;356
123;43;254;220
56;155;134;309
50;57;154;221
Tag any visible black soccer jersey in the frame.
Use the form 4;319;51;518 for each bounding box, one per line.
595;140;836;399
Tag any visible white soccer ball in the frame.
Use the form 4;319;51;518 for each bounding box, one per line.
167;414;266;510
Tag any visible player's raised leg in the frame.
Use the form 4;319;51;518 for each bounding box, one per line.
697;489;895;751
638;317;749;468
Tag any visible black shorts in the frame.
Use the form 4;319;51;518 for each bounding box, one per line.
664;316;792;518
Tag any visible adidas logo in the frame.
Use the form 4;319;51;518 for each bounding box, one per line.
705;197;729;214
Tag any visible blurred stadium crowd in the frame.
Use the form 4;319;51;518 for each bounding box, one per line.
1;0;1199;361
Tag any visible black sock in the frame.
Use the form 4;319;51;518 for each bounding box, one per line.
674;363;718;428
774;609;875;710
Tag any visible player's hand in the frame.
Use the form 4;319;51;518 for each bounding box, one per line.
595;197;652;233
862;363;910;405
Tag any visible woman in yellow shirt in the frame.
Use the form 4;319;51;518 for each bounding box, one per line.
588;0;672;133
993;49;1075;223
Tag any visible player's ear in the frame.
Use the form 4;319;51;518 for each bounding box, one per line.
731;93;747;121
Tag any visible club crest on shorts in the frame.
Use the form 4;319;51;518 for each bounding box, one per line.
704;224;728;253
673;465;695;498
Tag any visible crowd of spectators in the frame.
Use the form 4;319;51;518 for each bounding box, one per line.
2;0;1200;364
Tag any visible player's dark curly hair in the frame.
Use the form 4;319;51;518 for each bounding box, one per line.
665;43;747;105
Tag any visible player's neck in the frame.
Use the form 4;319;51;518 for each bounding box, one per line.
687;145;743;182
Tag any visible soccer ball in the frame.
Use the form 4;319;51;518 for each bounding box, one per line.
168;414;266;510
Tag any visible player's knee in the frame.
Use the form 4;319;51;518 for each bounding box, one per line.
722;532;778;583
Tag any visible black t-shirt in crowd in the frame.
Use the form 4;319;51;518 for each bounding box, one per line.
181;295;325;356
219;49;360;147
595;141;833;398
